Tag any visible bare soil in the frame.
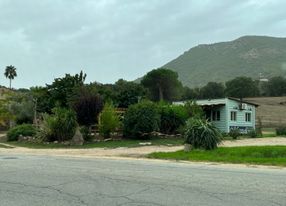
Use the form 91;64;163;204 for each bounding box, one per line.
0;137;286;159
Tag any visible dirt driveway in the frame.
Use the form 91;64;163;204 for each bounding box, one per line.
0;137;286;159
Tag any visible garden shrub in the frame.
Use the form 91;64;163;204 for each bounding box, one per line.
37;108;78;142
7;124;36;141
159;104;188;134
247;129;259;138
184;101;204;119
229;129;240;140
276;127;286;136
184;118;222;150
123;101;160;139
99;103;120;138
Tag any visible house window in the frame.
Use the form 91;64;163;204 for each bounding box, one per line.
230;111;237;121
245;113;251;122
212;111;220;121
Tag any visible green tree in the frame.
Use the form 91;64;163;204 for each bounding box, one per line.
47;71;86;107
114;79;147;108
266;76;286;96
99;102;120;138
200;82;225;99
141;68;183;101
225;76;259;99
69;85;103;126
181;87;200;100
4;65;17;89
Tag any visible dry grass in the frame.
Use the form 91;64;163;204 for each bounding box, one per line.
245;97;286;128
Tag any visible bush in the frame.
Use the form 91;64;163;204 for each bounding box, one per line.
229;129;240;140
37;108;78;142
247;129;259;138
7;124;36;141
159;104;188;134
276;127;286;136
184;101;204;119
184;118;222;150
99;103;120;138
123;101;160;139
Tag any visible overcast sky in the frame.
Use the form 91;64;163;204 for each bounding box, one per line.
1;0;286;88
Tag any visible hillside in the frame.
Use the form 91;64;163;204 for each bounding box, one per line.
164;36;286;88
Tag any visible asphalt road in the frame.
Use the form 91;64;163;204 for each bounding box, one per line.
0;155;286;206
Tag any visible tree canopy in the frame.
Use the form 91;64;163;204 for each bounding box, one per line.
4;65;17;89
225;76;259;99
141;68;183;101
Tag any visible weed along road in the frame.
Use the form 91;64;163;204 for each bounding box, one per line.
0;155;286;206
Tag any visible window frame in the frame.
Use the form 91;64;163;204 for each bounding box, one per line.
230;111;237;121
245;112;251;122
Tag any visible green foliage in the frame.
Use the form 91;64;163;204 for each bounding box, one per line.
164;36;286;88
7;124;36;141
69;86;103;126
184;101;204;119
47;71;86;107
99;103;120;138
229;129;241;140
4;65;17;89
0;99;13;127
225;76;260;99
159;104;188;134
141;68;183;101
37;108;78;142
276;127;286;136
200;82;225;99
247;129;259;138
8;92;34;124
114;79;147;108
123;101;160;139
30;86;54;114
265;76;286;96
184;118;222;150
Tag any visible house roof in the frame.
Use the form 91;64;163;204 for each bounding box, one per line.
173;97;259;107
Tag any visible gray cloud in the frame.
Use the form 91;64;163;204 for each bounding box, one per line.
0;0;286;88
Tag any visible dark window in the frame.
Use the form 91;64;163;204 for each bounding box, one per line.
231;111;237;121
245;113;251;122
212;111;221;121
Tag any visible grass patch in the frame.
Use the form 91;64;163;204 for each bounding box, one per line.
7;137;184;149
148;146;286;166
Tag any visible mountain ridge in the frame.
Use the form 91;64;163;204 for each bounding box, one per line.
163;35;286;88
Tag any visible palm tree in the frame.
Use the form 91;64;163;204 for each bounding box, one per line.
4;65;17;89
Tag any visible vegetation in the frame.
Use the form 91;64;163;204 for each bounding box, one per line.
163;36;286;88
37;108;77;142
228;129;241;140
276;127;286;136
184;118;222;150
123;101;160;139
141;68;183;101
7;124;36;141
148;146;286;166
159;104;189;134
99;102;120;138
225;76;259;99
69;86;103;126
4;65;17;89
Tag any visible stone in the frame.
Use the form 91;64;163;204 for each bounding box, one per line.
71;127;84;146
184;144;192;152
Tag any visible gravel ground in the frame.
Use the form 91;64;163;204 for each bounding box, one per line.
0;137;286;159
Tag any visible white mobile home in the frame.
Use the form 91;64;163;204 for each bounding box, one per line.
175;98;259;133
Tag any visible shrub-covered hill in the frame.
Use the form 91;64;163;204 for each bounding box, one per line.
164;36;286;88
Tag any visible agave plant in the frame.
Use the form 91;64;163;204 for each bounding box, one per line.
184;118;222;150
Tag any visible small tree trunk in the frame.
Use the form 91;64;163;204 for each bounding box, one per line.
159;86;163;101
9;79;11;89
